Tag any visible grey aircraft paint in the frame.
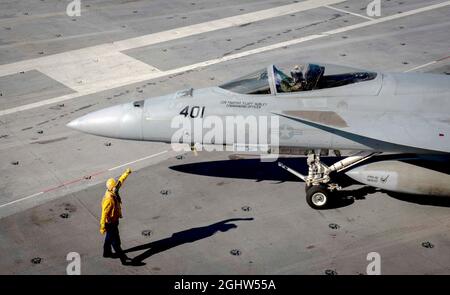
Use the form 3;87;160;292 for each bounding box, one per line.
68;62;450;199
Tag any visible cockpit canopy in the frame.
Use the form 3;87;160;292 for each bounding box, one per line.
219;63;377;95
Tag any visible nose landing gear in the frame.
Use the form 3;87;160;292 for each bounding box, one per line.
278;150;377;209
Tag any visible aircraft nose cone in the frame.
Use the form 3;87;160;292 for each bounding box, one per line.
67;103;143;140
66;118;81;129
67;105;123;138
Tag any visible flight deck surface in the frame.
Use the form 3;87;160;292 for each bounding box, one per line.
0;0;449;274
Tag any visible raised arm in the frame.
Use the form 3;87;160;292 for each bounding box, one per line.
115;168;132;191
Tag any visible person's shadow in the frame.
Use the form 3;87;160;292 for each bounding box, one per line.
124;218;253;266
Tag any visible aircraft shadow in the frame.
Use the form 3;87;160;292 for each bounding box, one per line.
169;156;356;185
124;218;253;266
170;157;450;208
326;186;380;209
384;191;450;208
169;157;373;210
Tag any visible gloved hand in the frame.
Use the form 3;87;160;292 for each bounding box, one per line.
100;227;106;234
125;168;132;174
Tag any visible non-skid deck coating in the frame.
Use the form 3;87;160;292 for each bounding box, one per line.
0;0;449;274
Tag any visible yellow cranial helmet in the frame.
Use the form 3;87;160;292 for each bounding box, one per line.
106;178;116;191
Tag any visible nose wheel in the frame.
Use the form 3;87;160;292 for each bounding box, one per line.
306;185;330;209
278;151;378;210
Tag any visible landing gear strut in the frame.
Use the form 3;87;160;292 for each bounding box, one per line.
278;150;377;209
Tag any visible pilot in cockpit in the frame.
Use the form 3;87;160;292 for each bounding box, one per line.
280;65;307;93
291;65;306;85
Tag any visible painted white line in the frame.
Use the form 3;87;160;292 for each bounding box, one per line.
0;0;345;115
113;0;346;51
0;150;169;210
404;61;438;72
404;55;450;72
1;1;449;117
0;92;80;116
37;51;162;92
0;192;43;209
108;150;168;171
0;29;123;50
322;1;450;35
324;5;375;21
0;0;345;78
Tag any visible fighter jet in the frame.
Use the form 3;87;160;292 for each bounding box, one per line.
67;62;450;209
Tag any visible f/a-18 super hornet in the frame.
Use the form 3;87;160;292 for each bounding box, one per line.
68;62;450;209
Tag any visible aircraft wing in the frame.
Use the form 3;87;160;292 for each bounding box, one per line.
277;110;450;153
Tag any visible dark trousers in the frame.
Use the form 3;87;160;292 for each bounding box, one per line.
103;222;127;261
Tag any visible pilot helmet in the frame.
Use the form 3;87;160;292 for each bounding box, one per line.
293;64;304;71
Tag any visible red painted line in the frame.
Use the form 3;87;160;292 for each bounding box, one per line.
20;151;166;201
42;169;108;193
63;177;85;186
436;55;450;62
43;184;65;193
4;150;165;208
89;170;108;177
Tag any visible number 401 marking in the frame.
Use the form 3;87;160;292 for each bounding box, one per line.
180;106;205;118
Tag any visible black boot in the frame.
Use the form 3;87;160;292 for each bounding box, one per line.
104;252;121;259
103;252;113;258
120;255;133;265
